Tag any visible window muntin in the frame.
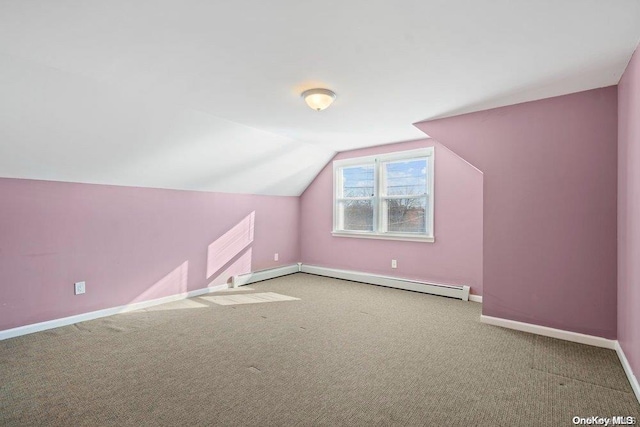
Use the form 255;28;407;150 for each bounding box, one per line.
380;158;428;235
333;148;434;242
337;165;375;231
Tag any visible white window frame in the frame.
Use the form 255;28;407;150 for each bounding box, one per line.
332;147;435;243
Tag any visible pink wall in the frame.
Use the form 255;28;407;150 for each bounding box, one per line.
416;86;618;339
618;46;640;378
300;139;484;295
0;178;299;331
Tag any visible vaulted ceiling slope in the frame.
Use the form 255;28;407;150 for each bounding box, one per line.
1;1;639;196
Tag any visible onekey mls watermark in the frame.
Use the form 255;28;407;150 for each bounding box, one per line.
572;416;637;426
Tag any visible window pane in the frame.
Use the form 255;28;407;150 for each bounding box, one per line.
384;159;427;196
342;165;374;197
341;200;374;231
386;197;427;233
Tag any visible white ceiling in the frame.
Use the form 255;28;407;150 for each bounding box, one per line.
1;1;639;196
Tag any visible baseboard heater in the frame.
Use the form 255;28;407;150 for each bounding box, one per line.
300;264;470;301
232;264;301;287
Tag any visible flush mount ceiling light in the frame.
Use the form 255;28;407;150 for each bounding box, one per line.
301;88;336;111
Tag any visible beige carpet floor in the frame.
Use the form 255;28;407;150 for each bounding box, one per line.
1;273;639;426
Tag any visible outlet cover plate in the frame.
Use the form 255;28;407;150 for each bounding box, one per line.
74;281;86;295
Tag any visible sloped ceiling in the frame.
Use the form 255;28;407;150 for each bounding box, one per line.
0;1;639;196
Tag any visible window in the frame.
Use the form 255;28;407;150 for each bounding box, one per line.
333;148;435;242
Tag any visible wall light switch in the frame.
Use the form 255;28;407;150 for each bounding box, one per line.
391;260;397;269
274;253;279;261
74;281;86;295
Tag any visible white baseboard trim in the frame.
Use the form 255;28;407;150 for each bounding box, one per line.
300;264;470;301
0;283;229;341
187;284;230;298
232;264;300;287
480;315;616;349
616;341;640;403
2;263;300;341
469;294;483;303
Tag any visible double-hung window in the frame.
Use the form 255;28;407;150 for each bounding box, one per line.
332;148;434;242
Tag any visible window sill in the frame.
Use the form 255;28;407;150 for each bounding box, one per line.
331;231;435;243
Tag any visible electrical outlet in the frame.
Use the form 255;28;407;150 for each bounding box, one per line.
74;281;86;295
274;253;279;261
391;259;397;269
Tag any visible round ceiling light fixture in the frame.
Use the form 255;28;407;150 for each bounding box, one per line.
301;88;336;111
